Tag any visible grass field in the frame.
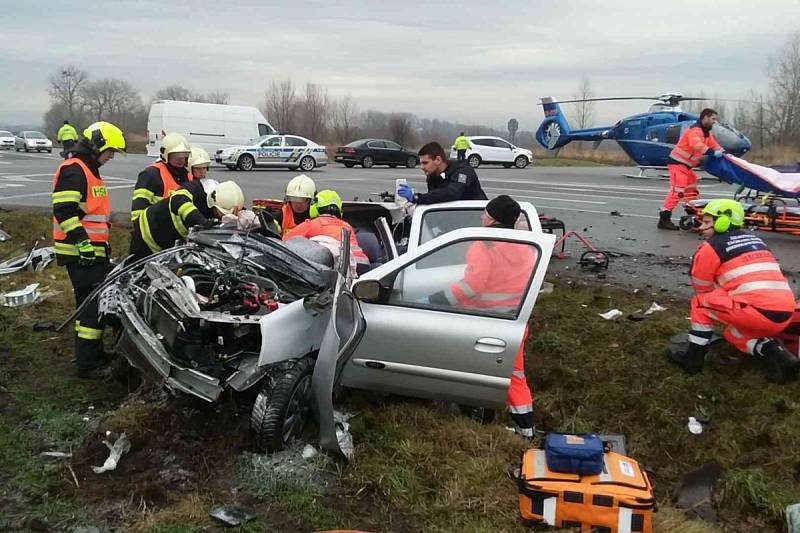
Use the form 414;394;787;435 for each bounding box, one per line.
0;208;796;532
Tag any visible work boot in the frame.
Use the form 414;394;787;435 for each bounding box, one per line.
667;342;707;374
756;339;800;384
658;210;680;230
77;364;112;380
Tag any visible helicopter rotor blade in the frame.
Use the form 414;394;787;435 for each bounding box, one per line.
539;96;661;105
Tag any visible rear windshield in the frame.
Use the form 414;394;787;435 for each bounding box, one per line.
345;140;366;147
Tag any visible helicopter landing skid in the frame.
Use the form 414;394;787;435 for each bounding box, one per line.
624;166;670;180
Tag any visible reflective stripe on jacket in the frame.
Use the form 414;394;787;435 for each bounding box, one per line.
668;124;722;167
52;158;110;260
283;215;369;264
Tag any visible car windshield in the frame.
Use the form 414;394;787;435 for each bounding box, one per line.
345;140;366;147
0;131;12;137
26;132;46;139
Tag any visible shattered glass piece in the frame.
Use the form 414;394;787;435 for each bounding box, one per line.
209;505;254;527
787;502;800;533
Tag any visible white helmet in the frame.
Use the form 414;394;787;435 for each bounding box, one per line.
210;180;245;215
160;132;191;162
285;174;316;200
188;146;211;173
199;178;220;198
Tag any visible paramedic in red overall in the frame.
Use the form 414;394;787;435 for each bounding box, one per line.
658;108;724;230
428;195;536;437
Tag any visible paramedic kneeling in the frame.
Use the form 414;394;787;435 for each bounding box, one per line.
668;199;800;383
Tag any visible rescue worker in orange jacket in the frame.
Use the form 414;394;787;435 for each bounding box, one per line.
428;195;537;436
659;108;724;230
130;132;192;222
668;199;800;383
275;174;315;237
283;189;370;274
52;121;126;379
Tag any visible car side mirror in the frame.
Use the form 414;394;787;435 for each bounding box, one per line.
352;279;381;302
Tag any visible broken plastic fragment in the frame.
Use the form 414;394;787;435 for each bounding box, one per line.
598;309;623;321
1;283;40;307
687;417;703;435
787;502;800;532
334;411;354;459
209;505;254;527
40;451;72;459
301;444;318;459
91;433;131;474
644;302;667;316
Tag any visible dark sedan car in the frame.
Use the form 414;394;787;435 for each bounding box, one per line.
335;139;418;169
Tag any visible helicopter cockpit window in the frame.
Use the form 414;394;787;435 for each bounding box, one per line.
665;125;681;144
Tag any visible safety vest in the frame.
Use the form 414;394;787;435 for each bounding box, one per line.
57;124;78;142
454;136;470;150
280;203;296;238
150;160;192;199
443;241;535;312
52;158;110;260
669;125;721;168
284;215;369;265
690;230;795;311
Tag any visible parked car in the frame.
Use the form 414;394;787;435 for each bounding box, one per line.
96;200;552;456
15;131;53;153
450;136;532;169
0;131;15;150
335;139;418;169
215;134;327;171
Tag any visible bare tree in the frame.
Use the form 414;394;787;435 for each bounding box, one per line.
264;80;298;133
388;113;414;147
766;31;800;144
333;95;359;142
202;90;230;105
299;83;330;141
81;79;142;121
154;84;193;101
48;66;89;119
571;74;594;129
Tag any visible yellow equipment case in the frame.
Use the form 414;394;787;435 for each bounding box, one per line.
517;449;655;533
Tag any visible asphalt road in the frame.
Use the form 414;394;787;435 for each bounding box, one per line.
1;148;798;294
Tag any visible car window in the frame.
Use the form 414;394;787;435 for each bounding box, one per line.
0;131;12;137
285;136;307;147
494;139;512;149
382;237;540;320
257;123;271;136
419;208;532;246
367;141;386;149
384;141;402;150
471;138;491;147
345;140;365;148
261;136;282;147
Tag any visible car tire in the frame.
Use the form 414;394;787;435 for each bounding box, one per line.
47;149;52;153
406;156;417;169
225;165;236;170
15;146;20;152
238;154;255;171
514;156;529;169
361;155;374;168
250;357;315;453
467;154;481;168
299;156;316;172
502;163;512;168
343;162;355;168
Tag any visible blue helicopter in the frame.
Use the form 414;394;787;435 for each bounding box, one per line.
535;93;752;177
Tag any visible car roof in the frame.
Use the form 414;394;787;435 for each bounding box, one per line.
468;135;504;140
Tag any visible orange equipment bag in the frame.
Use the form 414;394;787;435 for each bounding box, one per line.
517;449;656;533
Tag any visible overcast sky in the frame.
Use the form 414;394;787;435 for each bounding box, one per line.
2;0;799;131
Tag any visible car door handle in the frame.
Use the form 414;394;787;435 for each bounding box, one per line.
474;337;507;353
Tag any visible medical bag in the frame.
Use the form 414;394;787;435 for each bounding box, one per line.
517;449;655;533
545;432;605;475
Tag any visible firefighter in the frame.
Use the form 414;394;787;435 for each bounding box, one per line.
129;180;245;261
275;174;316;237
668;199;800;383
52;121;126;379
427;195;536;436
283;189;370;274
659;108;724;230
452;132;471;161
56;120;79;158
188;146;211;179
130;132;192;222
396;141;487;204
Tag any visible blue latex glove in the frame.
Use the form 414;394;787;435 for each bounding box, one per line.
397;184;415;202
712;149;724;158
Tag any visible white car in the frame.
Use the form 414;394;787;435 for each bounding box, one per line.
0;131;15;150
216;134;327;172
15;131;53;153
451;135;533;169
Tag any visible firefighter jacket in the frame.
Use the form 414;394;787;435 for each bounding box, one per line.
415;160;487;204
283;215;369;265
668;123;722;168
690;229;795;313
135;180;213;253
52;142;111;265
131;160;191;222
57;124;78;142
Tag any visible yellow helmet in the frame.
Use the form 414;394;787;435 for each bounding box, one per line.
188;146;211;173
160;132;191;161
83;121;126;153
210;181;245;215
310;189;343;218
285;174;316;200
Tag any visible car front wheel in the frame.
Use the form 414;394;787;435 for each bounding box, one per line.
514;155;529;169
299;156;316;171
250;357;315;453
406;156;417;168
343;162;355;168
467;154;481;168
238;154;255;171
361;155;374;168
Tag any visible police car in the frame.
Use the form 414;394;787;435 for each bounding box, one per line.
216;134;328;171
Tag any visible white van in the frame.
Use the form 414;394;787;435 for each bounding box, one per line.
146;100;276;157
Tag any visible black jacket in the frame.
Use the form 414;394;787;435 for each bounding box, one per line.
415;160;487;204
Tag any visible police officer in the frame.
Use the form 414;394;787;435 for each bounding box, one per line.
452;132;471;161
130;132;192;222
129;180;245;261
396;141;487;204
52;121;126;379
669;199;799;383
57;120;79;158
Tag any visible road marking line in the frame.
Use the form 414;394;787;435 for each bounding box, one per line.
535;204;659;219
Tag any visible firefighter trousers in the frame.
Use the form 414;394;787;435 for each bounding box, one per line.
67;262;111;371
